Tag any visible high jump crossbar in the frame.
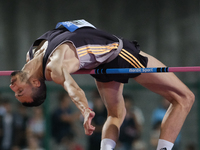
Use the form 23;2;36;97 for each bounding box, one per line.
1;66;200;76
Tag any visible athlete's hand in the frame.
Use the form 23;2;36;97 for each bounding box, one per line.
83;108;95;135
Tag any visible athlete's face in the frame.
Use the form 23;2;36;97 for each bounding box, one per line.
10;71;33;103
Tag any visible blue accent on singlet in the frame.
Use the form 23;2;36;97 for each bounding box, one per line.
55;19;96;32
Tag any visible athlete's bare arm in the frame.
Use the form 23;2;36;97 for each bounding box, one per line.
46;43;95;135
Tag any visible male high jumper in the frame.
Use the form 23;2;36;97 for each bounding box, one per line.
10;20;194;150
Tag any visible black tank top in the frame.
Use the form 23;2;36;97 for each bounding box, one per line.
28;27;120;80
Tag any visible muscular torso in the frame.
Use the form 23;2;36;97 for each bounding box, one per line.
45;42;80;83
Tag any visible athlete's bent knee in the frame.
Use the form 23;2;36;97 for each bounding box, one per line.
108;106;126;126
181;90;195;113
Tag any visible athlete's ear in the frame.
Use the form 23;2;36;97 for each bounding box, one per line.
30;78;41;87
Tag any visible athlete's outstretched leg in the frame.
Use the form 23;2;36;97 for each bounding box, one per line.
95;81;126;150
134;51;195;150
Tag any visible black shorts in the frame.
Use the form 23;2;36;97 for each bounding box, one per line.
91;39;148;83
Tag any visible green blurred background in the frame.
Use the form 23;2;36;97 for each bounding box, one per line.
0;0;199;150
